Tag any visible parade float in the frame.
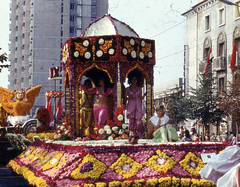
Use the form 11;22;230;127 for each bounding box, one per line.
6;15;231;187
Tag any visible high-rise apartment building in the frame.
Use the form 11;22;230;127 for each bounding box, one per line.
8;0;108;115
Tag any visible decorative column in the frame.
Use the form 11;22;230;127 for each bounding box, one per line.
117;62;122;108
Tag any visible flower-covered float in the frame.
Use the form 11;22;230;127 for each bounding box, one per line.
62;14;155;139
6;15;231;187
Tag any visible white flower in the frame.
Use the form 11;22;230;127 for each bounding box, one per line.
117;114;123;121
106;129;112;135
104;125;110;131
119;129;123;135
131;50;137;58
112;126;118;131
84;51;91;59
96;50;103;57
50;158;58;165
108;48;115;55
74;51;80;57
122;124;127;129
99;128;105;135
108;136;113;140
64;130;69;135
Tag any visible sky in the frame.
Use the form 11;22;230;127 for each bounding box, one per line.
0;0;198;89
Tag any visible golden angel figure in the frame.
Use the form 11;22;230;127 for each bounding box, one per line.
0;85;42;126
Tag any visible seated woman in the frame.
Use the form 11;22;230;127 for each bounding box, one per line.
147;105;178;143
80;76;113;139
182;129;192;141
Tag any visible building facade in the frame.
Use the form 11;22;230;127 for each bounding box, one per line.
182;0;240;134
8;0;108;115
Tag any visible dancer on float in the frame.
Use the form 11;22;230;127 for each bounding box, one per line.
80;76;113;140
147;105;178;143
124;75;146;139
77;79;96;141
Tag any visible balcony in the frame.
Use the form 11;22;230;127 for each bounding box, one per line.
199;61;206;73
212;57;226;71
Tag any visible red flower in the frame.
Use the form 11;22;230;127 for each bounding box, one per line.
117;121;122;127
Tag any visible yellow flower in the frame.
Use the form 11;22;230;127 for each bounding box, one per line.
95;182;107;187
179;152;205;176
71;154;107;180
122;180;132;187
172;177;180;187
180;178;191;187
158;176;171;187
110;153;142;178
109;181;121;187
84;184;95;187
145;150;176;173
144;178;158;187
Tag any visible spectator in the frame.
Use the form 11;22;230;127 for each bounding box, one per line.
205;132;210;141
192;133;199;141
216;133;222;142
182;129;192;141
199;132;204;142
210;133;216;141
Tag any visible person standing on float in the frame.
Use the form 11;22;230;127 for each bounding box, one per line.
124;76;146;138
81;77;113;139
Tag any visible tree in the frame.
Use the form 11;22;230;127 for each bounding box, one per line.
0;48;10;72
166;87;188;124
184;66;225;135
217;69;240;133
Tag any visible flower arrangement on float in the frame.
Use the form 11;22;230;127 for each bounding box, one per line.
7;141;229;187
97;104;129;140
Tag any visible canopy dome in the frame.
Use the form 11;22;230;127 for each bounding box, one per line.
80;14;139;37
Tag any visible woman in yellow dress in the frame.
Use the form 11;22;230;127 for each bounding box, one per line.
79;79;96;140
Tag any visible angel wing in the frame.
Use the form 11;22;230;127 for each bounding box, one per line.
0;86;15;103
25;85;42;101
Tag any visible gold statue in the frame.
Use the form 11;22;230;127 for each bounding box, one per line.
0;85;42;126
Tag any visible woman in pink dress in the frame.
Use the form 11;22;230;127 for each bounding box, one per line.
124;76;146;138
80;77;113;139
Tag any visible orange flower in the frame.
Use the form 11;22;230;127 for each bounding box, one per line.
111;134;115;137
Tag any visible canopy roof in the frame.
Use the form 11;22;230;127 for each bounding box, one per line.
81;14;139;37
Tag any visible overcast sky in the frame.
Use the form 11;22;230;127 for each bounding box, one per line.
0;0;197;89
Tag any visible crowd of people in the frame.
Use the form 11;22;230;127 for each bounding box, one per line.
176;127;237;145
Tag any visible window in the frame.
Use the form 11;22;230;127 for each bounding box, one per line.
23;11;25;17
219;8;225;25
15;47;17;51
16;15;18;20
22;45;25;50
61;30;63;36
70;27;74;34
61;15;63;24
15;69;17;73
22;33;25;38
15;58;17;63
235;1;240;19
205;15;210;31
14;79;17;84
77;5;82;15
219;78;224;92
91;6;96;18
22;56;24;60
77;0;82;4
16;26;18;31
15;37;18;42
70;15;75;21
23;1;25;5
219;43;225;57
70;3;75;10
21;78;24;83
92;0;97;6
204;48;210;62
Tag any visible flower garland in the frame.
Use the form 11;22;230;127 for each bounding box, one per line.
45;91;65;98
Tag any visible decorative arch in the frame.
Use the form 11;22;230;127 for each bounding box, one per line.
203;37;212;61
233;26;240;40
217;31;227;57
124;64;151;86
